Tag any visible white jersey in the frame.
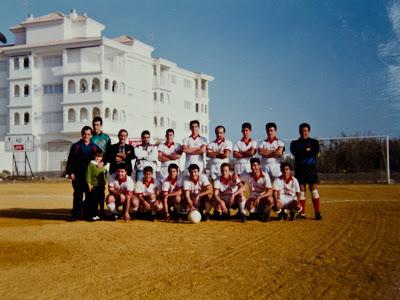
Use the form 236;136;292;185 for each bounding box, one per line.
183;174;210;195
273;176;300;204
213;174;241;197
135;178;158;196
134;144;158;172
182;135;207;171
240;172;272;198
161;175;183;193
258;138;285;166
207;139;233;179
158;142;182;180
233;138;258;174
108;174;134;195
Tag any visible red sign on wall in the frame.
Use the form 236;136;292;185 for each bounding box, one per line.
13;144;25;151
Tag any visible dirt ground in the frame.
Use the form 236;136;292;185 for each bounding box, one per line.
0;181;399;299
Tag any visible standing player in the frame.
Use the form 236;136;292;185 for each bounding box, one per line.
272;162;302;221
91;117;111;164
106;163;135;222
135;166;163;221
134;130;158;181
66;126;100;220
207;125;232;180
160;163;183;222
109;129;136;176
213;163;246;222
258;122;285;181
290;123;322;220
182;120;207;174
158;129;182;181
183;164;213;221
233;122;257;175
240;158;274;222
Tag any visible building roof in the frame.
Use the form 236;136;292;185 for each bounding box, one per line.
113;35;134;46
21;12;65;25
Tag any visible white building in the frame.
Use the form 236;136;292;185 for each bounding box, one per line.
0;10;213;174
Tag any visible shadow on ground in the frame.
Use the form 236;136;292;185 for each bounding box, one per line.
0;208;71;221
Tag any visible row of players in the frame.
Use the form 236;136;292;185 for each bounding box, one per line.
98;159;302;223
66;117;322;221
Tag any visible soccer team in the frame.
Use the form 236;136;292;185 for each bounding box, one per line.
66;117;322;223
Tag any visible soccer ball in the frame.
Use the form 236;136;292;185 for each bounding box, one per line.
188;210;202;224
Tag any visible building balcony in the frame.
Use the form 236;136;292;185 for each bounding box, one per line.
8;68;33;80
61;90;128;106
52;62;102;76
196;89;208;99
8;122;33;135
8;95;33;108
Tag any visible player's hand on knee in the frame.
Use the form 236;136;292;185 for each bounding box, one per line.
124;212;131;222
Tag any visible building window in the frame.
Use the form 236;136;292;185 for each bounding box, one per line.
14;113;20;125
68;80;75;94
105;108;111;119
23;57;29;69
112;80;117;93
105;79;109;91
0;61;8;72
160;117;164;128
205;125;208;134
92;78;100;92
112;109;118;121
44;84;63;94
154;116;157;127
184;101;192;110
196;103;199;113
167;117;170;127
201;79;207;90
92;107;100;118
14;57;19;70
80;79;88;93
153;65;157;76
68;108;76;123
160;93;164;104
24;84;29;97
201;125;204;134
121;110;126;123
54;83;63;94
184;79;192;88
205;105;207;113
120;82;125;95
14;85;20;97
42;55;62;68
153;92;157;101
24;112;30;124
80;108;88;122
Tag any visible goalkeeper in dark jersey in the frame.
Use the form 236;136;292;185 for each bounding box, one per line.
91;116;111;164
290;123;322;220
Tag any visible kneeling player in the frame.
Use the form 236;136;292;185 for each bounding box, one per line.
273;162;302;221
161;163;183;222
213;163;246;222
106;163;135;222
135;166;163;221
240;158;274;222
183;164;213;221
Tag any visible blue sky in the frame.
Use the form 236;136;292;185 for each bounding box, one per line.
1;0;399;140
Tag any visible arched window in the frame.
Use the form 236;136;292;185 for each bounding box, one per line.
14;85;20;97
24;84;29;97
154;116;157;127
92;107;100;118
14;113;20;125
24;112;30;124
80;79;88;93
23;56;29;69
160;117;164;128
120;82;125;95
14;57;19;70
92;78;100;92
160;93;164;104
104;79;109;91
153;92;157;101
121;110;126;123
68;108;76;123
196;103;199;113
68;80;75;94
112;80;117;93
80;108;88;122
112;109;118;121
105;108;111;119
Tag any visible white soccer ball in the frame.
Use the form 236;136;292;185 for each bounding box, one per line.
188;210;202;224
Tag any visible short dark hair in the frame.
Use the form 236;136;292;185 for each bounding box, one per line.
250;157;260;165
81;126;92;136
95;151;104;157
168;163;179;172
299;123;311;131
266;122;277;131
220;162;231;171
188;164;200;172
166;128;174;135
92;116;103;125
242;122;252;131
115;163;127;171
143;166;153;173
118;129;128;136
215;125;225;133
141;130;150;138
189;120;200;128
280;162;292;171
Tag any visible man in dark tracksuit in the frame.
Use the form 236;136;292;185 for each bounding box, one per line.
66;126;100;220
109;129;136;176
290;123;322;220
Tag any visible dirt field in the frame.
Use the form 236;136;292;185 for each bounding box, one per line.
0;182;399;299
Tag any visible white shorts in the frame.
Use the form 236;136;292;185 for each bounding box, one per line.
264;163;281;179
280;195;297;206
234;163;251;175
